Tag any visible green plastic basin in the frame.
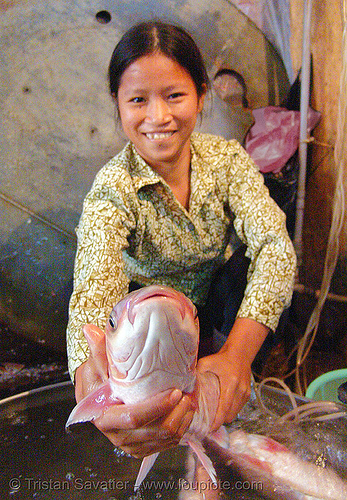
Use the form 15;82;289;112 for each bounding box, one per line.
305;368;347;402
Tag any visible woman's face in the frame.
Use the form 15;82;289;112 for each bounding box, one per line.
116;52;205;173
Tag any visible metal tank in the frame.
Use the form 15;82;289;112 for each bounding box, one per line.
1;381;346;499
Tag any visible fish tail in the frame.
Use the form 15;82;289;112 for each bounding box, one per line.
209;425;230;449
134;452;160;491
186;439;217;485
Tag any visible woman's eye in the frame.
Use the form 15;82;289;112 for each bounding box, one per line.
169;92;183;99
131;97;145;104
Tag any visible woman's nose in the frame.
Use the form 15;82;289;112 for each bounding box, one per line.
145;98;171;124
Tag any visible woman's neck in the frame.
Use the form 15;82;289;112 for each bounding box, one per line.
144;147;192;210
157;161;191;210
169;177;191;210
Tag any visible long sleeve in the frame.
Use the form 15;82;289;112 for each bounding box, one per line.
66;182;136;380
226;141;296;331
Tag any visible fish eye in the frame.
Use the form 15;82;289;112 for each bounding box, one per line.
108;316;116;329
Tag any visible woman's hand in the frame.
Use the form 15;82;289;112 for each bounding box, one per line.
74;324;196;458
197;317;269;430
197;348;251;430
93;390;196;458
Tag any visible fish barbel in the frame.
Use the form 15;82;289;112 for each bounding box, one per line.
66;285;222;489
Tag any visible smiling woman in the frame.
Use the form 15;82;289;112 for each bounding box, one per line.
67;20;296;464
108;21;208;207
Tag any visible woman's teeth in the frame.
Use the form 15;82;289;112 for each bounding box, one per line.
145;132;174;140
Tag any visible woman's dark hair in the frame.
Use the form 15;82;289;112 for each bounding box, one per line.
108;21;209;98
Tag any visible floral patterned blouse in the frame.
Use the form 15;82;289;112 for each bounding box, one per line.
67;133;296;379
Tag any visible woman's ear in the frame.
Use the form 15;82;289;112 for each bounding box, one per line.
197;84;207;113
111;92;121;123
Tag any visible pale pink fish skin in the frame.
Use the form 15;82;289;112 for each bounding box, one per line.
207;429;347;500
104;285;199;404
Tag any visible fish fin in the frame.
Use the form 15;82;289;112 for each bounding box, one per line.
134;452;160;491
187;439;217;485
208;425;229;449
83;324;108;381
66;381;116;428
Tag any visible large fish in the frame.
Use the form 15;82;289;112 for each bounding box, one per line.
66;285;347;499
66;285;222;490
205;429;347;500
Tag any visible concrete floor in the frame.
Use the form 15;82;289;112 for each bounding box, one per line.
0;321;69;399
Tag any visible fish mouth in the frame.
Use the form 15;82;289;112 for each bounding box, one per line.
127;285;194;325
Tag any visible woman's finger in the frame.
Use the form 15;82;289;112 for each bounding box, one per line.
95;388;183;431
97;422;180;458
161;394;196;437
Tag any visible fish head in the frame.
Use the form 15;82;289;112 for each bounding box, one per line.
105;286;199;401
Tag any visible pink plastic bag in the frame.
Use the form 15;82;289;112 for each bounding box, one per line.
245;106;321;173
